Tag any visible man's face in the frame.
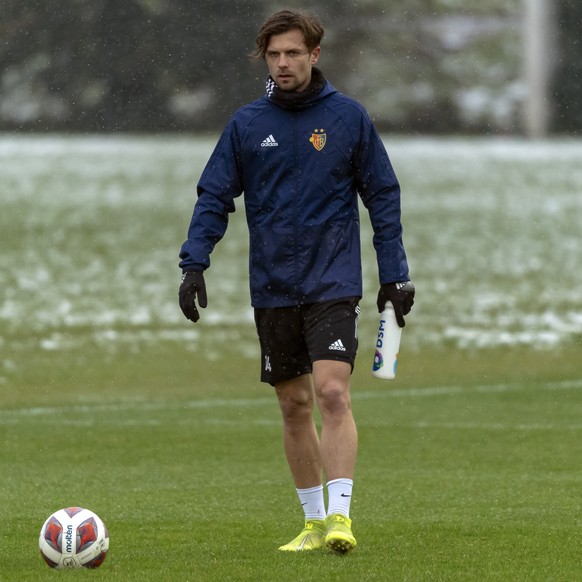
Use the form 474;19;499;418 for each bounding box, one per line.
265;29;320;92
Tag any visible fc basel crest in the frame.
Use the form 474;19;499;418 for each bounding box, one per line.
309;129;326;151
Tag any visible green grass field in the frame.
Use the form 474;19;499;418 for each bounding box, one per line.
1;135;581;581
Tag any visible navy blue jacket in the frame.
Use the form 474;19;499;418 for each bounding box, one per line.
179;79;409;308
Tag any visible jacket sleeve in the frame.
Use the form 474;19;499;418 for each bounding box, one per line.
179;120;243;272
354;114;410;284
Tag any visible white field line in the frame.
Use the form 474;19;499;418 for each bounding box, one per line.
5;416;582;431
1;379;581;425
356;378;582;400
401;420;582;431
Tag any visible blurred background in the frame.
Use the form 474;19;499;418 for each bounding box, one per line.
1;0;580;137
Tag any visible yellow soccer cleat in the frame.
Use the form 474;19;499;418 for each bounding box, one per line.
278;519;326;552
325;513;357;554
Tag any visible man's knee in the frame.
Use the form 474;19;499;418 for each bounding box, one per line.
316;378;351;416
276;375;315;422
313;360;352;416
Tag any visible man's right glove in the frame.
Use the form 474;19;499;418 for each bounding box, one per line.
179;271;207;323
376;281;415;328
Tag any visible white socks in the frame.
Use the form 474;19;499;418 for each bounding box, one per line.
296;485;326;520
297;478;353;520
327;478;353;517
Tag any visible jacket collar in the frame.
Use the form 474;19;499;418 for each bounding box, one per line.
265;68;333;110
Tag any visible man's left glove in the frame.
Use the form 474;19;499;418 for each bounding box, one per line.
179;271;207;323
376;281;415;328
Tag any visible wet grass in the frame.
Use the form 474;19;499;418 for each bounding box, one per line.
1;135;582;580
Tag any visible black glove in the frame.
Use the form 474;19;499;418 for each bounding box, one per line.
376;281;415;328
179;271;207;323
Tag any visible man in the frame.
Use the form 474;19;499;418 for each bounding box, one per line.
179;9;414;554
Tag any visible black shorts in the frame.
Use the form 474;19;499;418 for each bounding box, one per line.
254;297;360;386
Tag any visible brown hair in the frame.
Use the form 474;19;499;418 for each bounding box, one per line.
252;10;324;61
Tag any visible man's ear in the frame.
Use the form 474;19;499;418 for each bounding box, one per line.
311;46;321;64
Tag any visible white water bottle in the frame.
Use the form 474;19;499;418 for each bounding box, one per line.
371;301;402;380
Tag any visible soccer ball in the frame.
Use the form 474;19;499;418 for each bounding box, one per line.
39;507;109;569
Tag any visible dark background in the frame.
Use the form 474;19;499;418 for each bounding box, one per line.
1;0;580;134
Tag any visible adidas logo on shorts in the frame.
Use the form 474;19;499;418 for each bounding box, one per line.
329;339;346;351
